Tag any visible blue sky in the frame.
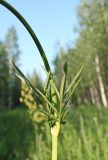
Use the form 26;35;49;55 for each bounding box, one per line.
0;0;79;79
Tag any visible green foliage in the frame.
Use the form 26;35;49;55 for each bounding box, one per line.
0;0;82;130
2;1;108;159
76;0;108;106
53;0;108;107
13;61;81;128
34;105;108;160
0;106;108;160
0;109;35;160
0;26;20;109
0;42;9;107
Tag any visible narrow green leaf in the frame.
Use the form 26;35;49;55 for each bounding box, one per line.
38;109;54;118
61;106;71;122
44;71;51;92
50;83;57;105
64;66;83;97
36;88;58;113
60;61;67;99
64;77;81;106
43;72;52;113
13;62;57;113
0;0;51;72
61;78;81;116
50;79;61;102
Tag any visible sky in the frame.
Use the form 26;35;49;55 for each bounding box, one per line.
0;0;79;79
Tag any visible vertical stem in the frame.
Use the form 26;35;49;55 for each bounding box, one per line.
52;134;58;160
51;121;60;160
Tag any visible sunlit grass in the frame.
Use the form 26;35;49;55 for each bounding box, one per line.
0;106;108;160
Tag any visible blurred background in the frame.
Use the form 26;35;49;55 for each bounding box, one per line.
0;0;108;159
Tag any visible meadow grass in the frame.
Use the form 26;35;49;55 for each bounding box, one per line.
0;105;108;160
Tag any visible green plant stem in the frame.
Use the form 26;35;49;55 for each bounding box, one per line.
51;121;60;160
52;134;58;160
0;0;51;72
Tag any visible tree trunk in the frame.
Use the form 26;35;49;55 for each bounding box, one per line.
95;54;107;107
89;87;96;105
93;86;100;106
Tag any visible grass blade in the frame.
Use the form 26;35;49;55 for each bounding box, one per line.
44;71;51;92
61;106;71;122
64;66;83;97
60;61;67;99
50;79;61;102
64;77;81;106
13;62;57;113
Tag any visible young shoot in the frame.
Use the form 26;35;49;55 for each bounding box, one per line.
0;1;83;160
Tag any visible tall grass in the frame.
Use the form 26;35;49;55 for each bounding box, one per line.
0;109;35;160
33;106;108;160
0;106;108;160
